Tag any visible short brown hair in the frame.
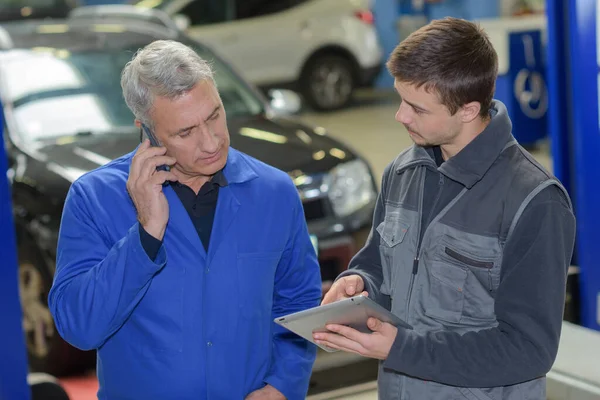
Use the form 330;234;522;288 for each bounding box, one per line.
387;17;498;117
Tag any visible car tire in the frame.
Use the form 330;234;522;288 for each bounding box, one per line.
17;227;95;377
300;54;356;112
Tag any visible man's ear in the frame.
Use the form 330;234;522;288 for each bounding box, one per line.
134;119;142;128
460;101;482;123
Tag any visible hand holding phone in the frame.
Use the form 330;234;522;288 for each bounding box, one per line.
141;123;170;172
127;140;178;240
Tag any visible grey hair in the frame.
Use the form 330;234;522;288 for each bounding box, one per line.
120;40;215;129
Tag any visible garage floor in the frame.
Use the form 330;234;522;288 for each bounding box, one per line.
57;89;553;400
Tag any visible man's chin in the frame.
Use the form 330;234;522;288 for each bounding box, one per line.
410;136;428;147
203;157;227;176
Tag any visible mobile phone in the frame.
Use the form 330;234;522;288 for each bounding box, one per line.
141;123;170;172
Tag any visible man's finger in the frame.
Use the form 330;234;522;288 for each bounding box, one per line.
135;139;151;154
314;331;365;354
151;171;179;185
141;156;177;178
321;280;348;305
134;146;168;167
130;140;151;174
144;155;177;169
346;284;356;296
325;324;368;343
314;340;360;355
321;289;337;305
135;143;167;159
351;275;364;291
367;317;383;332
131;145;167;174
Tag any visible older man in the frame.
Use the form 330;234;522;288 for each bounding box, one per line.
49;40;322;400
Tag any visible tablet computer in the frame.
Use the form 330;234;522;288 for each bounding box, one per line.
274;295;413;352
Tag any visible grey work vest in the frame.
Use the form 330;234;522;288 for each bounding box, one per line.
376;140;571;400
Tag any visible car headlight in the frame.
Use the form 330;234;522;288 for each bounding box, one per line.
325;159;376;217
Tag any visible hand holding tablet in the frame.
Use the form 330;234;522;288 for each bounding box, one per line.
274;295;412;353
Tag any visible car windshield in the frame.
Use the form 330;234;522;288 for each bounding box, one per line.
0;40;264;142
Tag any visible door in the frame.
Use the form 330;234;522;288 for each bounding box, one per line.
177;0;312;85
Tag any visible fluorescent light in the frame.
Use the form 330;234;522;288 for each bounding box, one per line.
239;127;287;144
314;126;327;136
92;24;126;33
313;150;326;161
296;129;312;144
329;148;346;160
37;25;69;34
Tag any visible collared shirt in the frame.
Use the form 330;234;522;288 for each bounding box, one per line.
139;170;228;259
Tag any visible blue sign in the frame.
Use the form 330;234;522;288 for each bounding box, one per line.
426;0;500;21
0;104;31;396
547;0;600;331
495;29;548;146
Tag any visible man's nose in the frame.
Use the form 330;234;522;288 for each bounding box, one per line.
197;126;219;153
396;102;414;124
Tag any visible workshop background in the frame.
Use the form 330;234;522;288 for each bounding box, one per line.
1;0;599;399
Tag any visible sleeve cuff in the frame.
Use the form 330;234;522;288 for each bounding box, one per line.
382;326;414;372
264;376;302;400
138;223;163;262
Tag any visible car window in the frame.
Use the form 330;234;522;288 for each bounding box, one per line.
0;38;264;142
235;0;307;20
179;0;233;26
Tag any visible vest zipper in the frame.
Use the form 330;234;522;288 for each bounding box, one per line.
406;172;445;317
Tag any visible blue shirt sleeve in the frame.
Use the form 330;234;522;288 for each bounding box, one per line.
48;181;167;351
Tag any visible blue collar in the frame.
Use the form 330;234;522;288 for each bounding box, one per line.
222;147;259;185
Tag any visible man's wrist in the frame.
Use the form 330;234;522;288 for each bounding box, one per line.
260;384;285;399
264;384;285;399
141;221;166;241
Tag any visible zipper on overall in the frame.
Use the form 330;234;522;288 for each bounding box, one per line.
405;170;445;318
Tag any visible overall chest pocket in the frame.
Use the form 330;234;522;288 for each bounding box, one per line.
377;214;411;296
237;252;280;318
425;237;499;325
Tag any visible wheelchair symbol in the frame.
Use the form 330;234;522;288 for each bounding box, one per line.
514;69;548;119
514;34;548;119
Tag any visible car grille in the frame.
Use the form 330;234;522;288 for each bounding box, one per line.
302;197;328;221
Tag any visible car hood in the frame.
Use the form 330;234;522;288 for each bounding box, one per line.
34;115;357;182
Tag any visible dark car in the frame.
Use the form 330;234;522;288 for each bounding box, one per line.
0;10;376;376
0;0;79;23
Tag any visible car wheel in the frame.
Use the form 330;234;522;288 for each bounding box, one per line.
301;54;356;111
17;230;95;376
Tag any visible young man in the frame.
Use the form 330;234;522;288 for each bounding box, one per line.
49;40;321;400
317;18;576;399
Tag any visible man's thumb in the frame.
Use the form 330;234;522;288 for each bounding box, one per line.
367;317;382;331
346;284;356;295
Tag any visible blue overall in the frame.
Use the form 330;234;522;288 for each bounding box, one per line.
49;147;322;399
